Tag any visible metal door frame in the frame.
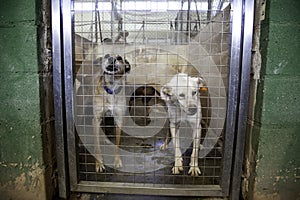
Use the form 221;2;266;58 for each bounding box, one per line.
52;0;254;199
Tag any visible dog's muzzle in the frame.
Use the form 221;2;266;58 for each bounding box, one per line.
105;56;120;73
186;104;198;115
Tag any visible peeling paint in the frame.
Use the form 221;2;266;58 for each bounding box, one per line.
273;60;288;74
0;163;46;200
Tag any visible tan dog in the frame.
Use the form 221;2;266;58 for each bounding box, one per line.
93;54;131;172
160;73;205;176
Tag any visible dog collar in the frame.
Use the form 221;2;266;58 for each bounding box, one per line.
103;85;122;95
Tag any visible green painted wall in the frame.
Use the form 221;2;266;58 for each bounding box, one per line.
252;0;300;199
0;0;46;199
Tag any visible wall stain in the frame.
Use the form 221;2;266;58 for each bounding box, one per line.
273;60;288;74
253;191;280;200
0;162;45;200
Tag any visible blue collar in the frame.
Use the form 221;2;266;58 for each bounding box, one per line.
103;85;122;95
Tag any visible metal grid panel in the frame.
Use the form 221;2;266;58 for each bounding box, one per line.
72;0;230;196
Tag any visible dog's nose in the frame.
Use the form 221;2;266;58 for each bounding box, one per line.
187;105;198;115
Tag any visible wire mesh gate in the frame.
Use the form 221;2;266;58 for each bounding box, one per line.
52;0;254;198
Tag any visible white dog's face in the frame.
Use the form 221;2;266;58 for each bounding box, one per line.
161;73;205;115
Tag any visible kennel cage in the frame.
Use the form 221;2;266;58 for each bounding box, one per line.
52;0;254;198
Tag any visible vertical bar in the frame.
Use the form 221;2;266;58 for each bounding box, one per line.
61;0;77;190
51;0;68;198
221;0;243;196
111;0;114;39
178;11;183;43
207;0;212;21
186;0;191;43
95;0;98;42
231;0;255;199
217;0;225;11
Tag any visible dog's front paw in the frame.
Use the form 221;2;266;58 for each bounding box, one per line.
172;165;184;174
114;156;123;168
95;160;105;173
188;166;201;176
172;157;183;174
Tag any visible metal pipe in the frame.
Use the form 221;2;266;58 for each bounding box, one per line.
186;0;191;42
231;0;255;199
51;0;68;198
207;0;212;21
95;0;98;42
221;0;244;196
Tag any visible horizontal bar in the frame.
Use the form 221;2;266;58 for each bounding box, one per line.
74;181;225;197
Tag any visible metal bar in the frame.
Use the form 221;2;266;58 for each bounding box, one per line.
178;11;183;43
51;0;68;198
186;0;191;42
217;0;226;11
61;0;77;191
75;182;224;197
97;8;103;42
231;0;255;199
194;0;201;30
207;0;212;21
94;0;98;42
221;0;244;196
118;0;123;32
111;0;114;39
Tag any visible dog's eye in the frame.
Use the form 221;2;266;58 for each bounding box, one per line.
192;91;197;96
179;93;185;98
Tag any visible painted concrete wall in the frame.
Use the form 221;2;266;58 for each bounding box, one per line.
251;0;300;199
0;0;46;199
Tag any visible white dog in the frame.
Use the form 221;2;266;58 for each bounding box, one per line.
93;54;131;172
160;73;205;176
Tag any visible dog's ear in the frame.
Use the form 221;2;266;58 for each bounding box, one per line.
192;76;209;94
198;77;205;86
160;86;173;101
124;59;131;73
191;76;205;87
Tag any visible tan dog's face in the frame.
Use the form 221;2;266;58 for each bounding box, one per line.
161;73;204;115
102;54;131;76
